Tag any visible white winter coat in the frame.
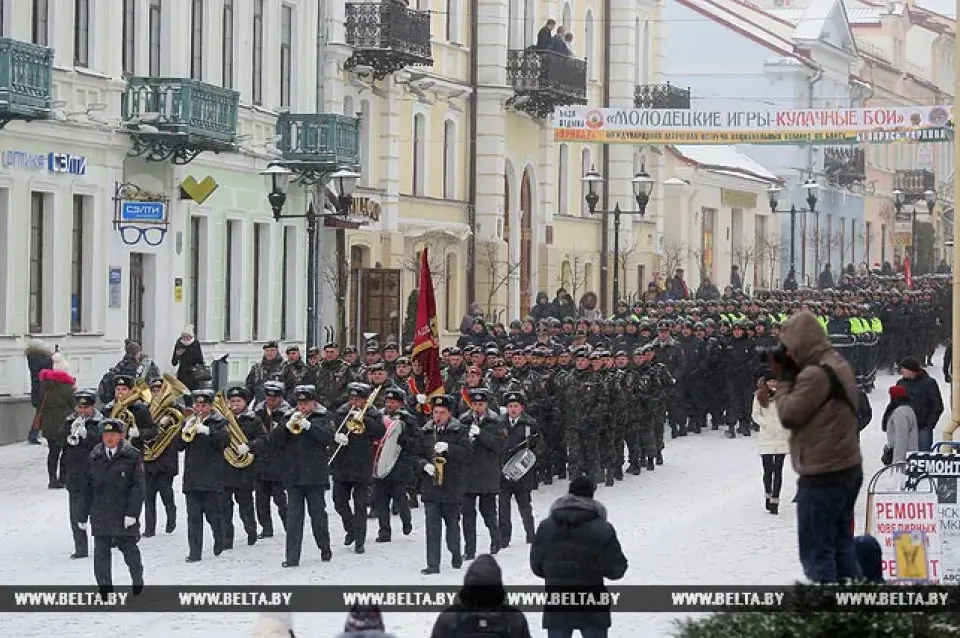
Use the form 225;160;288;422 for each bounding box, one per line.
753;395;790;456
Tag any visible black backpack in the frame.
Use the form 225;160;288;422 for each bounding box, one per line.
819;364;872;431
452;612;513;638
98;367;119;404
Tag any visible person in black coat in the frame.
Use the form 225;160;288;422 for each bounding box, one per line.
458;388;507;560
24;340;53;444
535;19;556;51
272;384;335;567
331;382;386;554
498;391;543;548
420;395;473;574
171;326;205;392
142;377;182;538
529;476;628;635
103;375;157;456
374;388;426;542
78;419;145;596
430;554;532;638
253;381;291;538
897;356;944;452
220;386;267;549
58;389;103;559
175;389;229;562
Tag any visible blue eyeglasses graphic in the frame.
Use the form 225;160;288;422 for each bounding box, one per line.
118;224;167;246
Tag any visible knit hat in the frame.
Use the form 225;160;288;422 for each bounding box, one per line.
569;475;596;499
52;352;69;373
898;356;922;373
889;384;909;400
181;325;195;340
344;604;384;632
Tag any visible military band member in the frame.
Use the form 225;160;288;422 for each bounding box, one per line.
142;378;180;537
420;395;472;575
498;391;543;547
272;384;334;567
78;418;145;596
253;380;290;538
458;388;507;559
331;382;386;554
374;388;424;542
177;389;229;562
59;389;103;559
366;363;395;409
221;386;267;549
105;375;156;452
457;367;500;415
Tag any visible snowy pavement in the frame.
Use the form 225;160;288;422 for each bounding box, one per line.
0;363;948;637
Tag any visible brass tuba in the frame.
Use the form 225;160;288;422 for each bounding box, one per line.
110;379;150;434
214;391;255;469
142;374;188;462
328;385;381;464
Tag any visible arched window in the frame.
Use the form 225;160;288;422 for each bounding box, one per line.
562;3;572;32
413;113;426;196
343;95;354;117
360;99;371;186
580;146;592;217
443;119;456;199
557;144;569;215
444;252;458;330
584;11;594;77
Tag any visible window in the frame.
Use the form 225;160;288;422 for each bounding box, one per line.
252;0;264;105
222;0;234;88
189;216;202;337
281;226;295;339
443;119;455;199
557;144;569;214
280;5;293;108
190;0;203;80
122;0;136;75
580;147;592;216
412;113;426;196
446;0;459;43
252;223;267;341
74;0;90;66
32;0;49;46
224;220;236;340
444;253;457;331
29;193;45;334
70;196;87;333
0;1;5;37
149;0;161;76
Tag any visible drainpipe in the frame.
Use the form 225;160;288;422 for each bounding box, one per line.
598;0;611;314
467;0;478;304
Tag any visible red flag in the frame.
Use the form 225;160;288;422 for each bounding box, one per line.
412;248;445;410
904;254;913;289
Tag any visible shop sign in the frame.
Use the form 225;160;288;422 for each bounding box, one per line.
721;188;757;209
351;196;381;222
0;150;87;175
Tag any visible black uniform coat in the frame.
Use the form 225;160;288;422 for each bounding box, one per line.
80;441;145;538
271;407;334;488
175;413;229;493
530;495;628;630
330;403;386;484
379;408;425;485
223;411;268;489
58;411;103;491
419;417;472;503
458;409;507;494
254;400;292;482
501;412;543;492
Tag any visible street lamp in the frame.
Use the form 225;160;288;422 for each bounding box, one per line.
261;162;361;350
582;165;655;306
767;178;818;283
893;188;937;269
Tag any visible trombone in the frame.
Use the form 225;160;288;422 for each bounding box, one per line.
328;385;381;464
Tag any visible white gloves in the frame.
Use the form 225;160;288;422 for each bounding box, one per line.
127;427;139;439
434;442;448;454
160;416;172;426
416;394;427;404
235;443;250;456
423;463;436;477
499;407;507;416
77;521;87;531
72;426;87;442
334;432;349;446
124;516;137;528
195;424;210;435
347;410;361;421
300;420;311;431
469;425;480;437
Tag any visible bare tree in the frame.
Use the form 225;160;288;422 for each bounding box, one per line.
397;231;457;287
557;250;594;301
757;233;784;289
660;239;689;283
729;240;759;288
616;233;642;297
476;241;521;320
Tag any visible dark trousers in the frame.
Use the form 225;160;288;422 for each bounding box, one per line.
144;472;176;534
424;500;462;569
185;491;224;559
47;439;64;483
462;492;499;555
68;489;88;556
498;484;534;544
918;428;934;452
285;485;331;564
547;629;608;638
93;535;143;589
373;479;411;536
333;481;370;547
762;454;786;501
796;469;864;583
221;487;257;546
255;479;288;535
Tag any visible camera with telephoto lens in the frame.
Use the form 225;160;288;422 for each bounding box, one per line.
756;343;788;366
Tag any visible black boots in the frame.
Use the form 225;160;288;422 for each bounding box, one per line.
604;468;615;487
646;457;656;471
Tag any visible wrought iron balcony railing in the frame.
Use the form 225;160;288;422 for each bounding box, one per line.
345;2;433;79
506;49;587;119
277;114;361;180
0;37;53;126
634;82;691;109
894;169;936;197
123;77;239;143
823;147;865;189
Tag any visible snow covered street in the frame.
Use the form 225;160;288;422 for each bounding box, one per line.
0;364;947;637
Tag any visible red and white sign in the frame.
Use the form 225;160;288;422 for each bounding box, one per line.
868;492;941;582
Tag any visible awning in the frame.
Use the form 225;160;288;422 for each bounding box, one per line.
398;218;472;241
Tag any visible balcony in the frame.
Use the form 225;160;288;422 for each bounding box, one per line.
276;114;361;183
506;50;587;119
122;77;239;164
344;2;433;80
894;169;936;198
823;147;865;189
0;37;53;128
634;82;691;109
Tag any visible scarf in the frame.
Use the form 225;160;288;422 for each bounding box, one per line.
881;396;911;432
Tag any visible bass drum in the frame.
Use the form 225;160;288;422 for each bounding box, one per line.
373;416;402;479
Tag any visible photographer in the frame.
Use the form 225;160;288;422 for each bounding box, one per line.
770;311;863;583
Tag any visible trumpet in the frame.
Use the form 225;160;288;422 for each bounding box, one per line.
433;457;446;486
66;416;88;446
329;386;381;465
181;414;200;443
287;411;307;435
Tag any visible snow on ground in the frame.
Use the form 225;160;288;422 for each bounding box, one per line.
0;359;949;637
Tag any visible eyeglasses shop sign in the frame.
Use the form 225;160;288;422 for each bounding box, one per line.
1;150;87;176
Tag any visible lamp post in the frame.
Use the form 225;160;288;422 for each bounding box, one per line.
766;179;818;283
582;166;655;306
261;163;360;350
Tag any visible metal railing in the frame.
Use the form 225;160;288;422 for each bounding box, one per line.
123;77;239;142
